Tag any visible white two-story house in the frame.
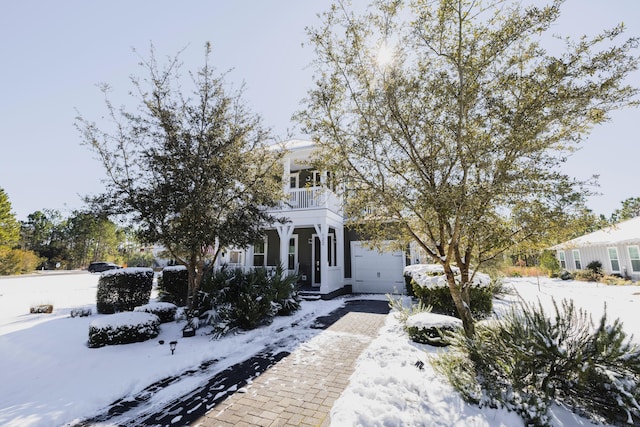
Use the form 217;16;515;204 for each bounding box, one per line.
216;139;416;298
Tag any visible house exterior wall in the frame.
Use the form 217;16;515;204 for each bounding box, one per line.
557;243;640;281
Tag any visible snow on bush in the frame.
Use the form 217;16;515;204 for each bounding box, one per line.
434;299;640;426
88;311;160;348
404;264;491;289
405;312;463;346
70;306;92;317
134;302;177;323
29;304;53;314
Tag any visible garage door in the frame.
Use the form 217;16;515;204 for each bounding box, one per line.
351;242;405;294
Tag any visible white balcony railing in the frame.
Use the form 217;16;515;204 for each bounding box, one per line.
273;187;341;213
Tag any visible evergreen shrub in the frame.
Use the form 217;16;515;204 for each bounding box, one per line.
412;283;493;319
403;273;415;297
198;266;300;332
158;266;188;306
96;268;153;314
134;302;177;323
88;312;160;348
586;260;603;276
433;299;640;426
539;250;561;277
405;312;462;346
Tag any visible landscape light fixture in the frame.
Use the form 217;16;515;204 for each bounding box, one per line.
169;341;177;355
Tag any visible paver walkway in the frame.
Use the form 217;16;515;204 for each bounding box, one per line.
192;299;389;427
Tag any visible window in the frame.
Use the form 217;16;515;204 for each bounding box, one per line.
572;249;582;270
289;173;299;189
254;239;267;267
558;251;566;269
608;247;620;272
628;246;640;272
327;233;337;267
229;250;242;265
288;236;298;271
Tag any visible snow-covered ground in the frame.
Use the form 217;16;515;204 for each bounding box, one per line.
331;277;640;427
1;273;639;426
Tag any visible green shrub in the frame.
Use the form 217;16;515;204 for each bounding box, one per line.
586;260;603;276
196;267;301;332
270;267;301;316
433;299;640;426
405;312;462;346
539;249;561;277
412;283;493;319
134;302;177;323
158;266;188;306
223;269;276;330
88;312;160;348
389;295;460;346
403;274;415;297
96;268;153;314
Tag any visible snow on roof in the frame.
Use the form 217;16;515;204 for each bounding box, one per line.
269;139;316;152
553;216;640;249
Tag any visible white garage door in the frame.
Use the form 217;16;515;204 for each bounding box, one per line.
351;242;405;294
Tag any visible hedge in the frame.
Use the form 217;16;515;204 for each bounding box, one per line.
134;302;177;323
96;267;153;314
412;283;493;319
88;312;160;348
158;265;188;306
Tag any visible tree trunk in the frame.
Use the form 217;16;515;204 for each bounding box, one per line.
444;267;475;337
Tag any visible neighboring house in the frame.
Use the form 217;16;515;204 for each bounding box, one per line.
226;139;420;298
552;216;640;281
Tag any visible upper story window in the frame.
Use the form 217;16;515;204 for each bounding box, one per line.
289;173;299;189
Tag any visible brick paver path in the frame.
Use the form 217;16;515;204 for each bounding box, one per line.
192;300;388;427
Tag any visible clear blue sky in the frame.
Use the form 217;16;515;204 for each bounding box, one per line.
1;1;639;221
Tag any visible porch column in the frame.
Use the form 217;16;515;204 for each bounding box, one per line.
276;224;295;274
245;245;254;272
314;222;328;292
336;225;344;280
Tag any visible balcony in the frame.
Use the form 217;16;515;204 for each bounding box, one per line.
272;187;341;214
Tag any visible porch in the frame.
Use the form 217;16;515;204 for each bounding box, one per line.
243;221;347;297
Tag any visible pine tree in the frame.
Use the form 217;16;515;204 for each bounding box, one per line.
0;187;19;248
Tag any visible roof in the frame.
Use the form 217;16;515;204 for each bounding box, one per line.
269;139;316;152
552;216;640;249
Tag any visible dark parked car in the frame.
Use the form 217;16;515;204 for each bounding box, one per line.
88;262;121;273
